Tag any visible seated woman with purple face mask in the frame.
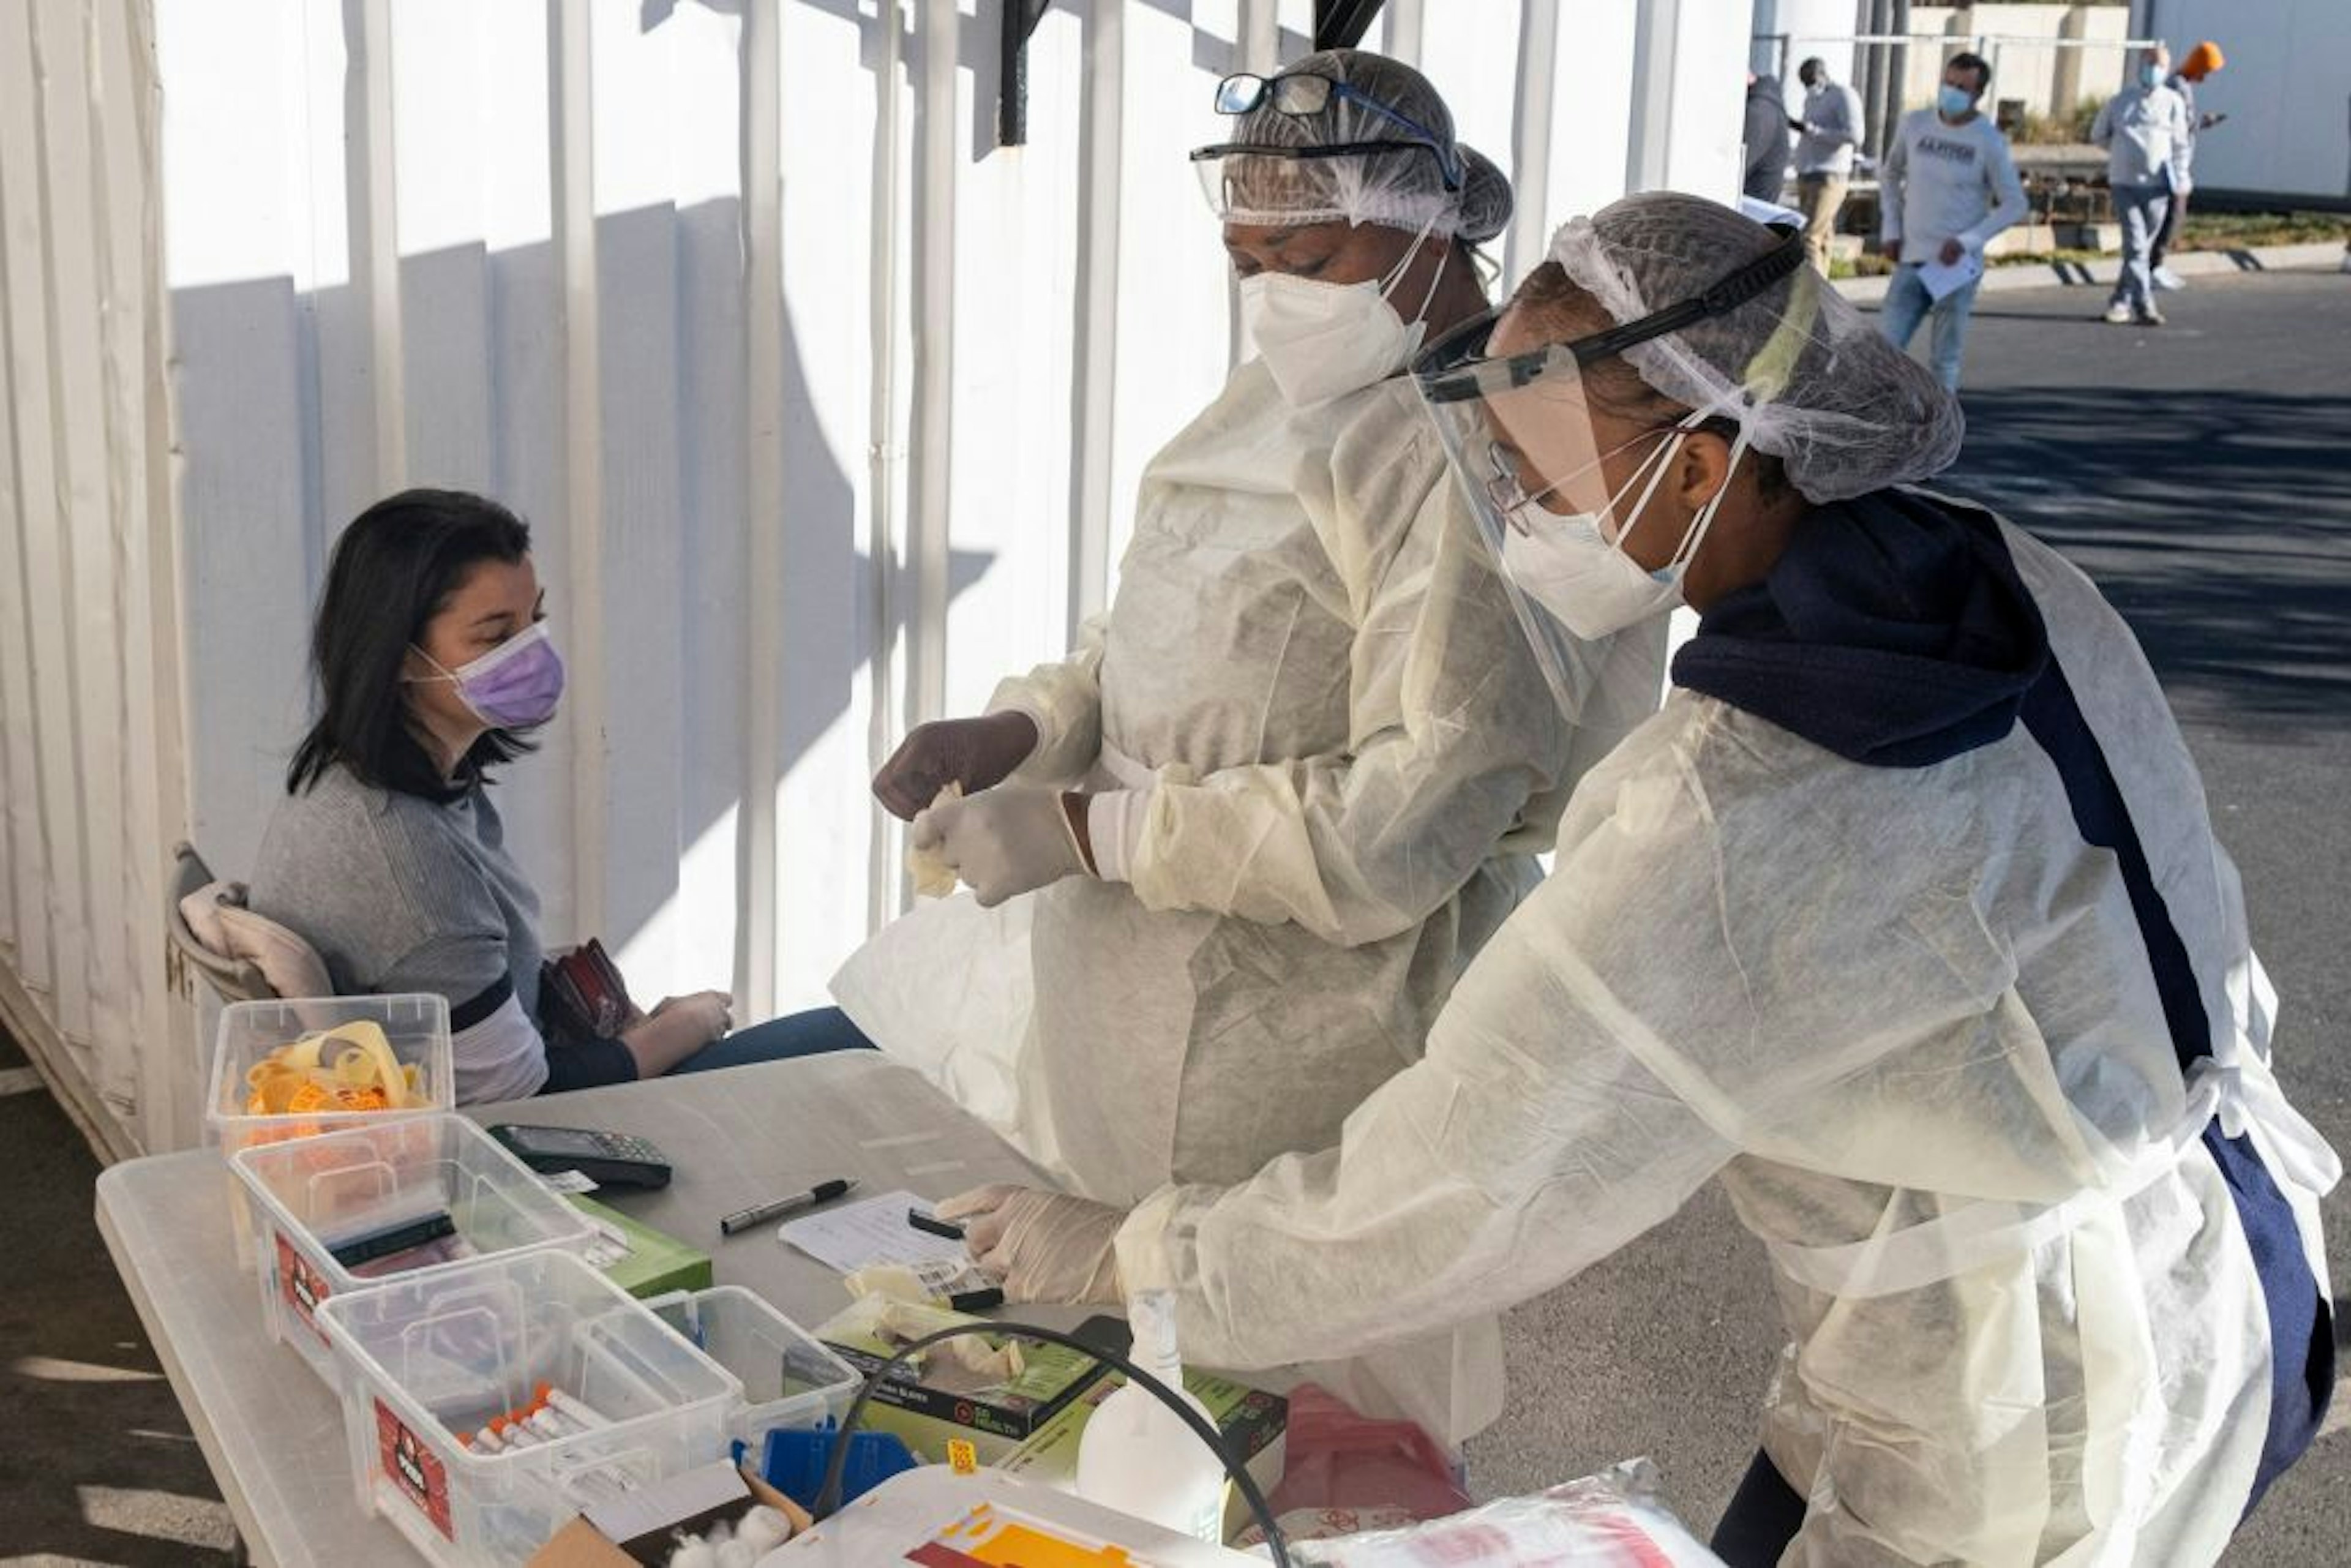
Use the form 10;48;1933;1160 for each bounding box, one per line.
249;489;871;1105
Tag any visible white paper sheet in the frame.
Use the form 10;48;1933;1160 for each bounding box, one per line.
1738;195;1805;229
1917;249;1985;302
776;1188;973;1273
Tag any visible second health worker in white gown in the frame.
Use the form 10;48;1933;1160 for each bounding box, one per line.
834;51;1657;1441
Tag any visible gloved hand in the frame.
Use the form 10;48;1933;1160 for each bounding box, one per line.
872;712;1041;821
911;788;1089;907
936;1184;1128;1305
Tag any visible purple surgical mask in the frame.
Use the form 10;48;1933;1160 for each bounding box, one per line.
411;622;565;728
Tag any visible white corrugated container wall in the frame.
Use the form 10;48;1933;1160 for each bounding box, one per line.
1;0;1744;1155
0;0;190;1160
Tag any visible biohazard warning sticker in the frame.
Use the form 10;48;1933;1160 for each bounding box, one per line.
376;1398;456;1540
275;1233;331;1343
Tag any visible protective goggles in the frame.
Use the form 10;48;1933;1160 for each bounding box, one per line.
1204;69;1463;191
1415;223;1804;407
1408;223;1804;711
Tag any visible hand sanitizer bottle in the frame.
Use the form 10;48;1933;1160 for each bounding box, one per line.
1074;1290;1228;1543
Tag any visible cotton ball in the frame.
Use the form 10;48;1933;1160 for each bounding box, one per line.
714;1539;757;1568
666;1540;717;1568
737;1506;792;1555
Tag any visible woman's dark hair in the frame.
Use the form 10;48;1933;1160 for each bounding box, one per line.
287;488;537;802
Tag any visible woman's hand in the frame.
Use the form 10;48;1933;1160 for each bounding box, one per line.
872;712;1040;820
651;991;733;1038
618;991;733;1076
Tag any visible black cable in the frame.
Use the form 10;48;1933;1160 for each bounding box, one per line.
811;1321;1292;1567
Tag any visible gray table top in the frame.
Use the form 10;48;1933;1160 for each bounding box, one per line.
96;1051;1055;1568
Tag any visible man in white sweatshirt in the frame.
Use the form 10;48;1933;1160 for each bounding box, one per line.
2093;43;2191;326
1878;52;2027;391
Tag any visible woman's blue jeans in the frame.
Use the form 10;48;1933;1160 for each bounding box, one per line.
668;1005;877;1074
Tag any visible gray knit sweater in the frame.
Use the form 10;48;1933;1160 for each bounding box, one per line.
249;763;550;1102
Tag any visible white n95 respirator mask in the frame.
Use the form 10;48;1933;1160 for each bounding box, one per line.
1240;225;1449;410
1498;416;1748;641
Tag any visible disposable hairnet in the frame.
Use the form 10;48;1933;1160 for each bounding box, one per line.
1199;48;1512;242
1554;192;1962;501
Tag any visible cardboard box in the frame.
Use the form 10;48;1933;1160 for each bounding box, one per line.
998;1368;1288;1543
813;1296;1106;1462
566;1195;713;1299
530;1464;808;1567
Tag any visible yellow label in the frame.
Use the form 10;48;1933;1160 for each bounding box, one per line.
947;1438;979;1476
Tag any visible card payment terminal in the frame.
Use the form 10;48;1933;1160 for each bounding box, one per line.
487;1123;674;1188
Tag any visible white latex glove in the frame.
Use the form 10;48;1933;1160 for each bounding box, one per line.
910;788;1088;908
935;1184;1128;1305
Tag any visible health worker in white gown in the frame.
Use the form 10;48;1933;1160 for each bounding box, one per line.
937;193;2339;1566
831;51;1663;1447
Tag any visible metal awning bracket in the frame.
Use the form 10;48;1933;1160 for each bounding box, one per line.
999;0;1053;148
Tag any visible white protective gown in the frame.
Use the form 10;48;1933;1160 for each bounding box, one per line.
834;358;1665;1446
1115;516;2337;1564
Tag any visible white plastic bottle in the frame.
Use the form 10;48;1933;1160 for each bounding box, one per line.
1074;1291;1228;1543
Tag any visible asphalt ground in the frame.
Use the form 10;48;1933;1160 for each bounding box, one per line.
6;267;2344;1563
0;1022;236;1564
1467;267;2351;1562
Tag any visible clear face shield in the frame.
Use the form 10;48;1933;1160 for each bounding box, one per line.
1409;223;1807;715
1191;143;1458;231
1413;317;1648;717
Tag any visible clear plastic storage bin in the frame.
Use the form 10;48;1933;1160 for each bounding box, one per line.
210;994;454;1265
648;1286;861;1447
232;1114;593;1385
318;1249;741;1567
208;994;454;1157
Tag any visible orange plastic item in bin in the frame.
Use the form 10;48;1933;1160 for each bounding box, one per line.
246;1021;423;1116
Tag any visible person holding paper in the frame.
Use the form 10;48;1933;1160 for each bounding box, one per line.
1876;51;2026;391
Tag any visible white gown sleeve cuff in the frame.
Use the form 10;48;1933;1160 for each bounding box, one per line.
982;689;1053;759
1086;789;1151;884
1115;1183;1216;1296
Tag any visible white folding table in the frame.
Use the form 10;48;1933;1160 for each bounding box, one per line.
96;1051;1060;1567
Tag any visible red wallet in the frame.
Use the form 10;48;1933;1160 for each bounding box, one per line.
538;938;637;1046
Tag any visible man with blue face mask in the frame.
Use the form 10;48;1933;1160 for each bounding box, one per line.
836;50;1666;1448
2094;43;2191;326
1877;52;2026;391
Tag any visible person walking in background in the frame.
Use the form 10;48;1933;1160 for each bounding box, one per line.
2150;40;2228;290
1742;72;1794;203
1877;53;2027;391
1790;57;1864;274
2094;44;2190;326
